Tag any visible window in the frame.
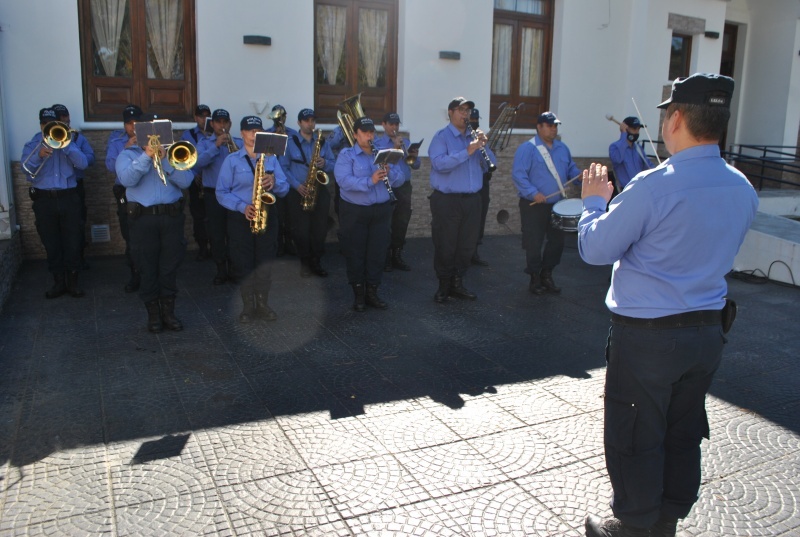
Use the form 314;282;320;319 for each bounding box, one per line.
78;0;197;122
491;0;553;129
669;33;692;80
314;0;398;124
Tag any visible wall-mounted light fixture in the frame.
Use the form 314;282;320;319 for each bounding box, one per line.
439;51;461;60
704;31;720;39
243;35;271;46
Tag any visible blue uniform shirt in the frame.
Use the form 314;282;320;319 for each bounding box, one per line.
280;132;335;190
105;129;130;186
609;132;654;190
511;136;580;203
72;132;95;180
334;143;404;206
115;146;193;206
429;123;496;194
373;134;420;186
327;126;349;156
195;134;243;189
579;144;758;318
22;132;88;189
216;150;289;214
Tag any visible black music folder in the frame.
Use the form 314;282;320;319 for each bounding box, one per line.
134;119;174;148
254;132;288;156
407;138;424;154
373;148;404;166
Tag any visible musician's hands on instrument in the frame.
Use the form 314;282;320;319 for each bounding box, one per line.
125;135;138;148
297;184;309;197
38;146;53;159
144;144;165;159
467;137;486;156
532;192;547;204
408;147;419;158
581;163;613;203
244;204;257;221
314;156;325;167
371;167;388;185
260;172;275;191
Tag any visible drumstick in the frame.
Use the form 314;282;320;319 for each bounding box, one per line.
631;97;662;165
529;174;582;206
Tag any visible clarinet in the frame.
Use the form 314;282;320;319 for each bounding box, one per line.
465;118;497;172
368;140;397;203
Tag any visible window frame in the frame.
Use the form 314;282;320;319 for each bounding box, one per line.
77;0;198;122
669;33;693;81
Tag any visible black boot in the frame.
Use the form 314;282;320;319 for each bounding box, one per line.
584;516;649;537
529;274;546;295
124;268;140;293
650;517;678;537
145;299;163;333
310;257;328;277
213;262;228;285
300;257;313;278
352;283;366;312
391;248;411;271
383;250;393;272
449;275;477;300
255;292;277;321
239;292;257;323
45;273;67;299
159;296;183;331
471;250;489;267
195;242;210;261
433;278;450;303
365;285;388;309
66;271;85;298
540;269;561;293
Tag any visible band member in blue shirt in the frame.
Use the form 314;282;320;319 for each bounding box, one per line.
116;119;194;333
334;117;404;312
580;73;759;537
181;104;211;261
195;108;242;285
374;112;420;272
22;108;89;299
468;107;493;267
428;97;496;303
280;108;335;278
608;116;654;192
266;104;298;257
216;116;290;323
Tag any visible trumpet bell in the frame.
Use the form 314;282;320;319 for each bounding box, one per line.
42;121;72;149
168;141;198;170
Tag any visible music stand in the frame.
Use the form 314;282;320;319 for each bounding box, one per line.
373;148;404;166
254;132;288;156
135;119;174;148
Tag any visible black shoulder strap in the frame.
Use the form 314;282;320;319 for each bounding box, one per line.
291;135;309;166
189;128;199;143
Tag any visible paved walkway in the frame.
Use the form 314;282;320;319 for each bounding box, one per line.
0;234;798;536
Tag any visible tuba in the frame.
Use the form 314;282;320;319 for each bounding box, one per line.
301;129;330;212
250;153;277;234
336;93;366;147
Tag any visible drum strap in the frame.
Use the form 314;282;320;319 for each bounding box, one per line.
532;141;566;198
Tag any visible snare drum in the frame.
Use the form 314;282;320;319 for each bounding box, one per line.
551;198;583;232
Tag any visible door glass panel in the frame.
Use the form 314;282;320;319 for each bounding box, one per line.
316;4;348;85
519;27;543;97
89;0;132;77
494;0;544;15
144;0;185;79
492;23;513;95
358;8;388;88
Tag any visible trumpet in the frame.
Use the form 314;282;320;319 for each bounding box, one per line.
221;128;238;153
250;153;277;234
147;136;198;185
21;121;75;178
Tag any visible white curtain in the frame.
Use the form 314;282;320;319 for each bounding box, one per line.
316;5;347;85
358;9;387;88
145;0;183;79
492;24;512;94
494;0;544;15
90;0;127;76
520;27;543;97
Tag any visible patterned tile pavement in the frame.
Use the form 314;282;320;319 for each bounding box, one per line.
0;234;798;536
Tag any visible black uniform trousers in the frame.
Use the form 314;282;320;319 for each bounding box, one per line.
339;199;392;286
112;185;134;268
227;207;277;295
203;187;229;265
604;321;724;528
128;209;186;303
477;171;492;244
286;186;331;260
188;179;208;249
32;189;83;274
430;190;481;279
76;178;87;255
389;180;412;251
519;198;565;275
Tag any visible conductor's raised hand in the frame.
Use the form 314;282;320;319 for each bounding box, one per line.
581;163;613;204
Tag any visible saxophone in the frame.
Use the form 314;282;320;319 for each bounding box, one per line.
301;129;330;212
250;153;277;234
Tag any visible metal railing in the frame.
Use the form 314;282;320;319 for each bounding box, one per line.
723;144;800;190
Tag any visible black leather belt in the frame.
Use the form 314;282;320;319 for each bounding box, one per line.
137;201;182;216
611;310;722;329
435;190;479;197
38;187;77;199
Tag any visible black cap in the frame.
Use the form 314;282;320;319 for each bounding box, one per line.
39;108;57;124
51;104;69;118
470;109;480;120
240;115;263;131
537;111;561;125
195;104;211;115
622;116;643;128
382;112;401;124
212;109;230;121
657;73;734;109
298;108;315;121
353;117;375;132
122;105;146;123
448;97;475;110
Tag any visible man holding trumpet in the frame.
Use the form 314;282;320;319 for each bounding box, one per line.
22;107;90;299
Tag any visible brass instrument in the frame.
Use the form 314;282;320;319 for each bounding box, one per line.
250;153;277;234
487;102;522;153
221;128;238;153
139;120;198;185
269;107;287;135
21;121;74;178
301;129;330;212
465;117;496;172
336;93;366;147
